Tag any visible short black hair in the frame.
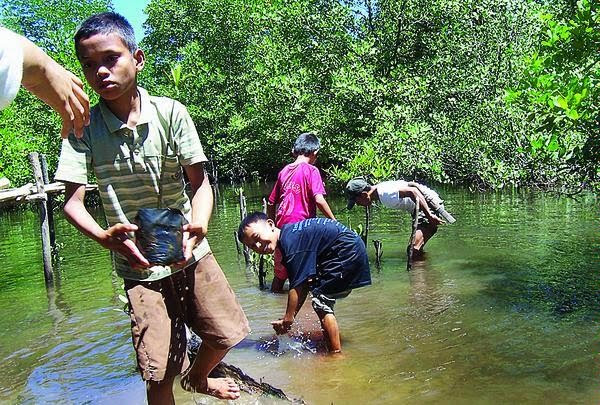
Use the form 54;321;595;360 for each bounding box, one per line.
74;12;137;57
237;211;268;243
292;132;321;156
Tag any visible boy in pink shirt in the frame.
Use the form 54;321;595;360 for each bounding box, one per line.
267;133;336;292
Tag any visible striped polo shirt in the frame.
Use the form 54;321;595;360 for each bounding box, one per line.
55;87;211;281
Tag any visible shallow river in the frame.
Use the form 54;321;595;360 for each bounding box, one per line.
0;184;598;404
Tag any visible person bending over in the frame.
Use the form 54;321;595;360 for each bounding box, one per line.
238;213;371;354
345;178;454;257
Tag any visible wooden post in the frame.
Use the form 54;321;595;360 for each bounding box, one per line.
373;239;383;269
234;231;241;255
40;154;56;246
238;188;251;267
257;256;266;290
406;199;419;271
29;152;53;283
361;205;370;245
257;197;267;289
212;159;218;185
208;160;219;199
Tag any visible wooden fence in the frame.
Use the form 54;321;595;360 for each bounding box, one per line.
0;152;97;283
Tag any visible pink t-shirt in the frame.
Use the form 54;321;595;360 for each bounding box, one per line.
268;162;326;228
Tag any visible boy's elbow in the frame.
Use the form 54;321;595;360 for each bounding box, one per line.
405;188;418;200
63;184;85;215
63;201;78;224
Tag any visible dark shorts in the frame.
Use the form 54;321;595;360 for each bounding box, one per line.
311;290;352;315
124;253;250;382
310;233;371;297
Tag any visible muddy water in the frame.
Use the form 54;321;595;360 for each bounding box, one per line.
0;184;598;404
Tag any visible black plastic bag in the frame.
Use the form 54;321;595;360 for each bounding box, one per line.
133;208;187;265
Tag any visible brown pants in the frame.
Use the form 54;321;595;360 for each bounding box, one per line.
125;253;250;381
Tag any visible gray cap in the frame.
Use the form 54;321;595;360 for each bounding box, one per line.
345;177;370;209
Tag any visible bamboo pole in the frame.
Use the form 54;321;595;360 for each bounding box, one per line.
0;182;97;205
373;239;383;269
209;159;220;199
257;198;267;289
212;159;218;185
29;152;53;283
362;205;370;245
406;199;419;271
0;183;34;203
238;188;251;267
234;231;241;255
257;255;266;290
40;154;56;246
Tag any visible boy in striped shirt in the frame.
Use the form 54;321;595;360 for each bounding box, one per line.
55;12;249;403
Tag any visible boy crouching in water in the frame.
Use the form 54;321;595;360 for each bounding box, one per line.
57;13;249;403
238;213;371;353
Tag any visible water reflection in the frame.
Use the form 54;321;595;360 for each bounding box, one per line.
0;186;598;404
407;259;457;318
45;285;68;333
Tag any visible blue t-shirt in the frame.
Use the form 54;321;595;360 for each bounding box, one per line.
278;218;371;295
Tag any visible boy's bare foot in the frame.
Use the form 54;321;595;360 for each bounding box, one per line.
180;375;241;400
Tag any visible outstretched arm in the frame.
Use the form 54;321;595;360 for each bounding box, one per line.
271;282;309;334
64;182;149;267
17;33;90;138
315;194;336;220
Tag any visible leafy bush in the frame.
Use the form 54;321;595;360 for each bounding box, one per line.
0;0;597;193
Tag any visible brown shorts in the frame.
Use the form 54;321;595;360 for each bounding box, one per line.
124;253;250;382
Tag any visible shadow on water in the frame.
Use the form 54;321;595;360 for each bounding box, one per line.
468;234;600;321
407;258;458;318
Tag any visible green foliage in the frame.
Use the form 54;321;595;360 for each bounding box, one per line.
0;0;597;193
142;0;580;190
142;0;366;180
325;0;546;189
507;0;599;192
0;0;109;185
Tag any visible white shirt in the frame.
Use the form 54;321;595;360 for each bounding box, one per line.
0;28;23;109
376;180;442;213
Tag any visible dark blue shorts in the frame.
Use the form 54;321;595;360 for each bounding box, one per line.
311;233;371;296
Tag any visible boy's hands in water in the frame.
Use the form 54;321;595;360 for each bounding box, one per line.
97;223;150;268
271;318;293;335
